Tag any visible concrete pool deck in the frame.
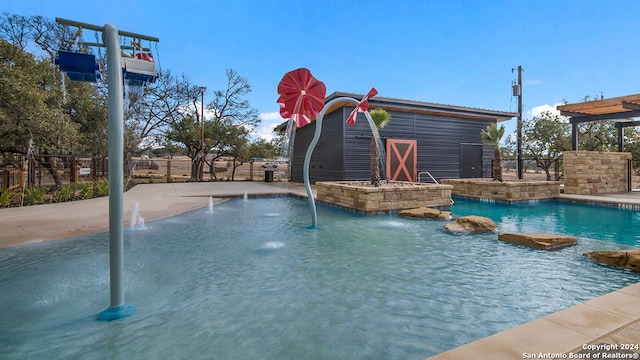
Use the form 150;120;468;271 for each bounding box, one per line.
1;182;639;358
0;181;308;248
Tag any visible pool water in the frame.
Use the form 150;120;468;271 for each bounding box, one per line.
0;197;638;359
452;197;640;246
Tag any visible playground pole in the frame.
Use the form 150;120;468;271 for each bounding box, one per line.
97;24;135;320
55;17;158;321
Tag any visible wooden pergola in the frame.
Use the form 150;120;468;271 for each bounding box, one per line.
557;94;640;151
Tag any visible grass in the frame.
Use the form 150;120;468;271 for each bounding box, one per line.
0;187;19;207
23;185;46;205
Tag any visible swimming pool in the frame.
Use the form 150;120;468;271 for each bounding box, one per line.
0;197;638;359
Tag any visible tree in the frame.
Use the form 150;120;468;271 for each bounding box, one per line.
222;124;251;180
0;13;75;59
578;121;618;151
62;78;108;156
500;138;516;173
248;138;280;160
368;108;390;186
127;71;199;147
481;123;505;181
568;95;618;152
0;40;81;187
167;69;260;180
123;71;200;177
522;111;571;180
166;114;204;180
1;14;109;186
623;127;640;175
180;69;260;181
222;137;281;181
0;12;29;49
210;69;260;129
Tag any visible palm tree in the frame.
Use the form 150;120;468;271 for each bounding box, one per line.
481;123;505;181
369;108;390;186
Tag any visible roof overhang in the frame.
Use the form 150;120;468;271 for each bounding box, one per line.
557;94;640;128
326;92;517;122
275;92;516;132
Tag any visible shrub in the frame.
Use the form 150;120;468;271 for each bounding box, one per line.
23;185;46;205
0;187;19;207
54;183;74;203
93;178;109;197
76;181;94;199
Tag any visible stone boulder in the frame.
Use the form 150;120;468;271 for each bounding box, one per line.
498;233;577;251
443;215;497;233
583;250;640;272
398;207;452;220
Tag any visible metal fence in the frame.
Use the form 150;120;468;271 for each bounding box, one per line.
1;153;291;191
0;153;108;190
130;157;290;183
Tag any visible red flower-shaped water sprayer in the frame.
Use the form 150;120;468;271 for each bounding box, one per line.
277;68;326;128
346;87;378;125
277;68;380;228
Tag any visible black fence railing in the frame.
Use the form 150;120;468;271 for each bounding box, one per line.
130;157;290;183
1;153;108;190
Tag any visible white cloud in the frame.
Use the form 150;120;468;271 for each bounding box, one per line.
525;79;542;86
254;112;286;141
524;103;570;123
260;112;284;121
526;103;562;118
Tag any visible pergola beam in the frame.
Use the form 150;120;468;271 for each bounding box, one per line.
615;120;640;128
622;101;640;110
568;110;640;124
558;94;640;114
559;94;640;150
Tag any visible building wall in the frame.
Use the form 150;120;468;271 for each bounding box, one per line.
563;151;632;194
411;113;494;180
290;109;345;183
291;106;496;184
344;109;376;180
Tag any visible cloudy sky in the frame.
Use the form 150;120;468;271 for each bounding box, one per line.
5;0;640;140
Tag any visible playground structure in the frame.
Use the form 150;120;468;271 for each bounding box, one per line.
54;17;159;321
55;20;158;86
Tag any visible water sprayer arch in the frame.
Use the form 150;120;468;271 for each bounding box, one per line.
303;97;386;228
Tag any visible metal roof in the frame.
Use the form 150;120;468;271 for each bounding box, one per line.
275;91;516;132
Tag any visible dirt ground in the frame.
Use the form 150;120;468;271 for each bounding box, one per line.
132;156;289;183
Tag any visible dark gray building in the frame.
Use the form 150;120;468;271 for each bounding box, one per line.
283;92;516;184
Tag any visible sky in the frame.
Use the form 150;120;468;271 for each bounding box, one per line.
4;0;640;142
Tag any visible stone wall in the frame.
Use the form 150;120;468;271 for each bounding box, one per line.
316;181;453;213
441;178;560;202
563;151;631;195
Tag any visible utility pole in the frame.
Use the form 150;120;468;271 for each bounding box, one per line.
199;86;206;181
514;66;523;180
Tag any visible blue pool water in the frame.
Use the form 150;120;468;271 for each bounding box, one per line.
0;197;638;359
452;197;640;246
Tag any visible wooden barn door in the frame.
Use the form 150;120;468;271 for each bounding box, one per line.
386;139;417;182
